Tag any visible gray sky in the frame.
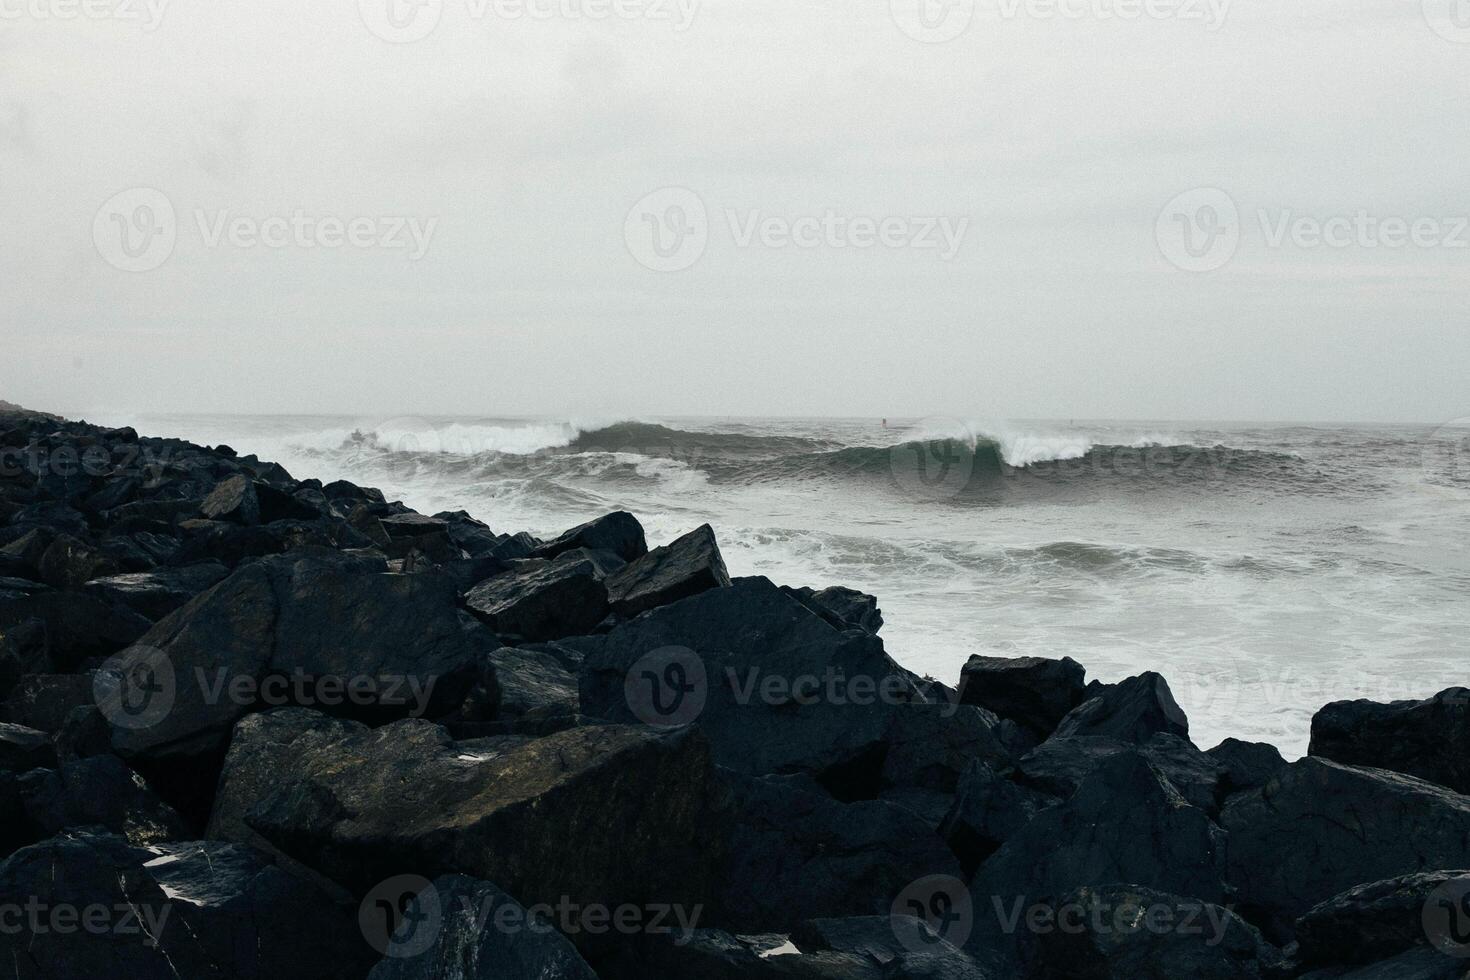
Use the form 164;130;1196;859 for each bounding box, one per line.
3;0;1468;422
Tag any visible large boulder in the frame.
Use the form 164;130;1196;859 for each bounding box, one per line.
464;552;611;642
605;524;732;619
783;586;885;635
1294;871;1470;969
533;511;648;563
1016;734;1225;815
0;721;55;771
1206;738;1287;796
85;561;230;621
108;557;492;763
1221;758;1470;932
939;761;1056;877
0;672;94;732
1033;884;1282;979
1051;672;1189;743
0;829;373;979
243;718;721;938
1310;688;1470;795
578;576;914;781
16;754;189;845
958;656;1086;740
714;770;962;933
458;646;580;722
206;708;363;877
199;474;260;524
968;752;1229;967
36;533;119;589
0;588;151;671
365;874;599;979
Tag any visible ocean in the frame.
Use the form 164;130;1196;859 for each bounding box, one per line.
94;412;1470;757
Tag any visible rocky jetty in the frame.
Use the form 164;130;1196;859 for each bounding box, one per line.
3;406;1470;978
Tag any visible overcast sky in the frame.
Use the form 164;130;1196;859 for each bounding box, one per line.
3;0;1468;422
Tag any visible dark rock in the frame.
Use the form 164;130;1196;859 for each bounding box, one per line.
1296;944;1468;978
255;480;324;522
55;705;112;762
17;754;189;844
1051;672;1189;743
0;527;55;574
0;830;373;980
1012;733;1222;813
0;672;93;732
0;721;55;771
579;576;915;781
1034;884;1282;979
598;929;885;980
109;557;491;763
715;770;961;932
533;511;648;563
85;561;230;620
460;646;580;721
435;510;503;558
0;616;50;697
783;585;885;635
958;656;1086;739
245;719;720;948
1310;688;1470;795
36;533;119;588
0;589;151;671
1221;757;1470;932
490;531;540;561
200;473;260;524
464;553;610;642
939;761;1056;877
1207;738;1287;795
324;479;384;503
379;511;450;538
606;523;732;619
880;702;1011;796
365;874;599;979
207;708;361;860
1294;871;1470;968
969;752;1229;966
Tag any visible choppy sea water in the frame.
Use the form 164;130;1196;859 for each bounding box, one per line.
96;413;1470;757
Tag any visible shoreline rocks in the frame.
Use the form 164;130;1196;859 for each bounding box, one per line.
1;406;1468;978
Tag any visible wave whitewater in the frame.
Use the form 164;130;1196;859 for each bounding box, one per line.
281;420;1322;498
